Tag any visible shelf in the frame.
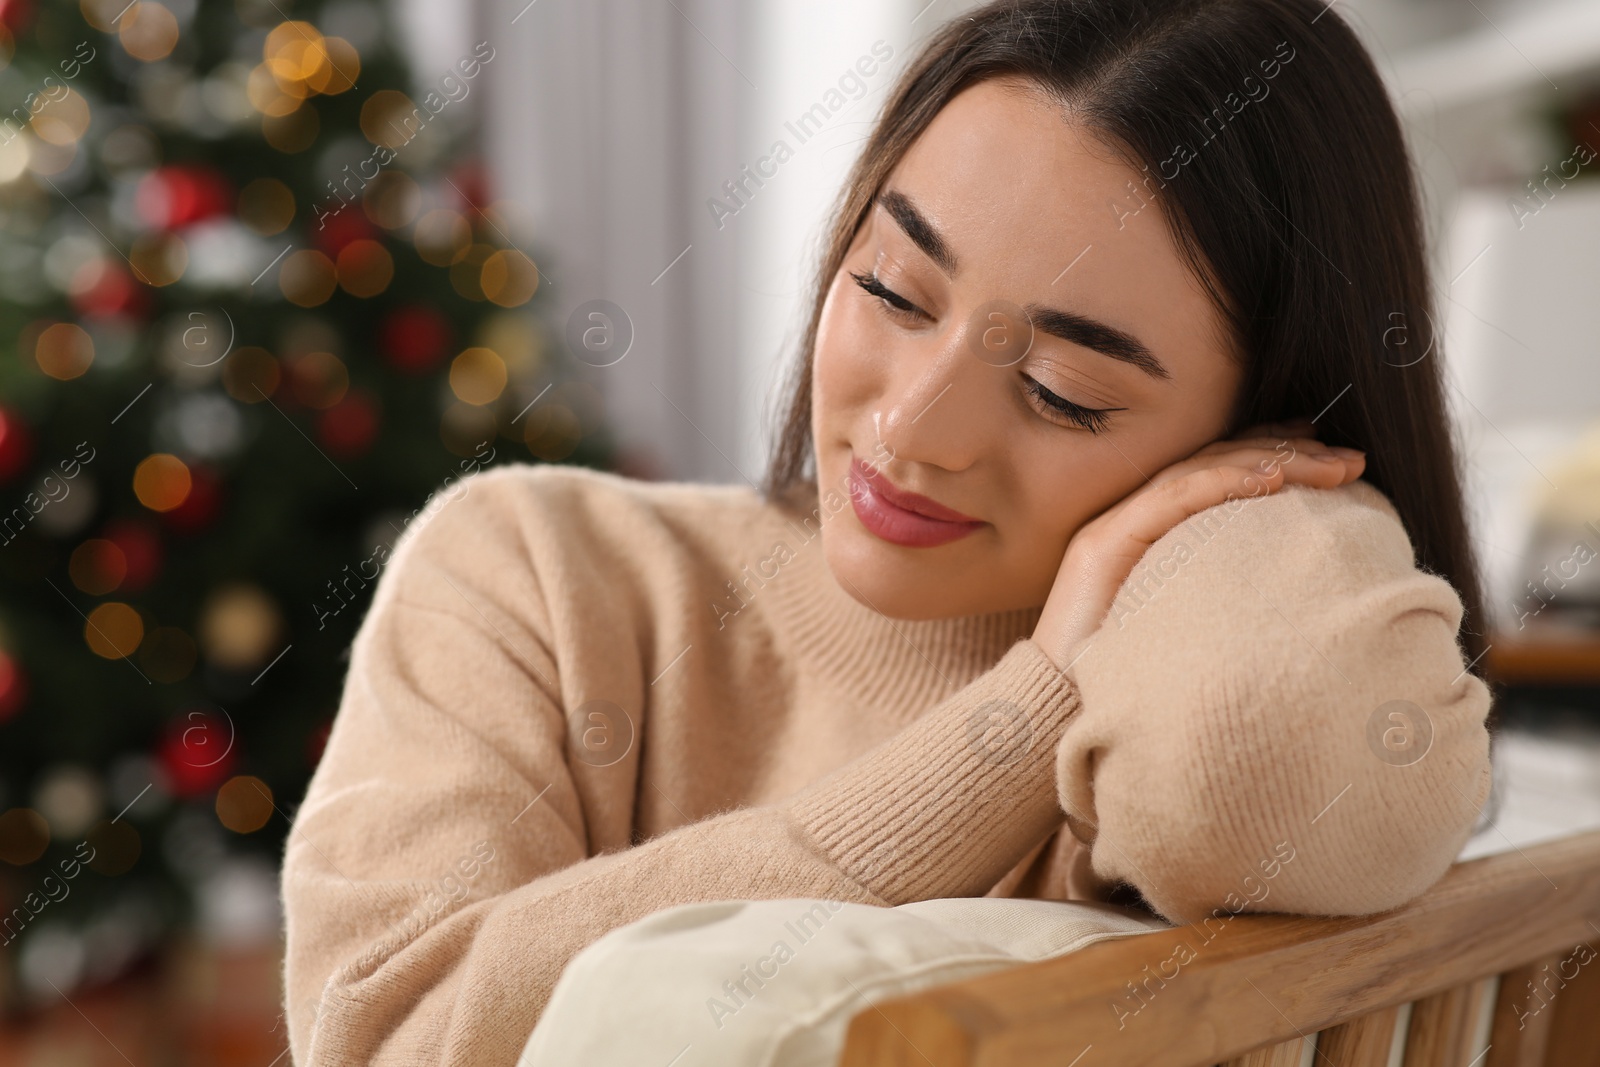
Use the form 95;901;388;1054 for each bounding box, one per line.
1486;624;1600;685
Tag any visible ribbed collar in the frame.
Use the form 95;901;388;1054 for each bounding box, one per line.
756;482;1043;723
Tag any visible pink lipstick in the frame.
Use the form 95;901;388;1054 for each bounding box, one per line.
847;454;984;548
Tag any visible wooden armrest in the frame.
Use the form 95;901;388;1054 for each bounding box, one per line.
839;828;1600;1067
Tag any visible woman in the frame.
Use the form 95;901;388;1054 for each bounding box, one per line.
280;0;1494;1063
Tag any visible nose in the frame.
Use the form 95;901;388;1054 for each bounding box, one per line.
874;321;995;472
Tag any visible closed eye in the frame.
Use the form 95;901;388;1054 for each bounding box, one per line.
1022;375;1124;434
849;270;926;322
850;267;1123;434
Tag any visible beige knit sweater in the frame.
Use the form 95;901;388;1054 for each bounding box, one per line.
280;463;1493;1065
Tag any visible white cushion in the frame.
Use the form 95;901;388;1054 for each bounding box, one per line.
518;896;1172;1067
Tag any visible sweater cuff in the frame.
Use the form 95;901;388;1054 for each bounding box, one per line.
783;638;1082;904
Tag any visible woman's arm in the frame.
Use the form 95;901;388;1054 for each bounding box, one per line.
280;468;1081;1066
1053;479;1493;925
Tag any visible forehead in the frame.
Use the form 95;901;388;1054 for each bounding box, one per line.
884;76;1231;368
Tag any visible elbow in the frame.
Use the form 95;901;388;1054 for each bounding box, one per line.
1241;663;1495;919
1262;737;1493;917
1086;667;1495;926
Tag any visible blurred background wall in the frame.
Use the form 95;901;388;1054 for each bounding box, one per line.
0;0;1597;1061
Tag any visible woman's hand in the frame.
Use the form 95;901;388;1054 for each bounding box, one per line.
1032;417;1366;671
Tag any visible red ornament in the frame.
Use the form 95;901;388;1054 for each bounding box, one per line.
103;518;162;591
70;260;149;320
0;649;27;722
0;0;34;34
311;205;376;259
317;389;380;460
158;709;237;798
134;164;233;231
0;406;32;484
378;305;450;373
164;463;222;534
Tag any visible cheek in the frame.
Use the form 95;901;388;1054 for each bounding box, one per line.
812;282;884;424
1009;447;1141;552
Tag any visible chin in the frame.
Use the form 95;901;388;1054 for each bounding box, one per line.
820;517;980;620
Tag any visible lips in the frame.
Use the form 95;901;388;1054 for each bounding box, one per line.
847;454;984;548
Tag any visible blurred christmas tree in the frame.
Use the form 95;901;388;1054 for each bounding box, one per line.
0;0;612;1011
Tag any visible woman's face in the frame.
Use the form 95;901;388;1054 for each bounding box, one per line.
811;76;1245;619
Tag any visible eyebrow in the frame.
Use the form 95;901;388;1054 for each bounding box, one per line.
1020;304;1172;381
875;188;1172;382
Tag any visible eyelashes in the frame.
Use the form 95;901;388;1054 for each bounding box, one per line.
848;269;1122;435
1021;376;1118;434
849;270;922;319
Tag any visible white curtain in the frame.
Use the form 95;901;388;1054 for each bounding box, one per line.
474;0;938;483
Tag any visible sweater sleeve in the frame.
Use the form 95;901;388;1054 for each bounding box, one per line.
280;469;1081;1067
1053;480;1493;925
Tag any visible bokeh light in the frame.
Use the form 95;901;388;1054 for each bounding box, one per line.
222;346;282;402
359;89;420;150
32;87;92;146
450;243;493;300
413;208;470;265
318;389;380;459
246;62;303;117
34;767;102;839
279;249;338;307
526;403;583;462
133;453;193;512
0;808;49;865
70;538;128;595
263;22;331;95
336;239;393;298
118;2;180;63
35;323;94;380
481;249;540;307
81;0;130;31
0;651;26;722
26;134;77;176
284;350;349;408
238;177;296;234
215;776;273;833
85;602;145;659
449;347;506;405
476;311;545;377
363;171;420;229
262;104;320;153
307;37;359;94
440;400;498;457
129;231;188;286
200;584;282;669
0;133;29;182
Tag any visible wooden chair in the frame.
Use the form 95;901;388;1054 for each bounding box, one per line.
838;827;1600;1066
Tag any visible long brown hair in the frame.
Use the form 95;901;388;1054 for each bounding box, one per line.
762;0;1492;690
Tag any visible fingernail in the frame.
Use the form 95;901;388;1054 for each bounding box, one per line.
1329;446;1365;460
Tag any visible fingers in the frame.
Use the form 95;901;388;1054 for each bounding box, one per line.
1219;417;1366;483
1105;464;1285;562
1166;437;1365;489
1207;442;1365;487
1034;417;1364;666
